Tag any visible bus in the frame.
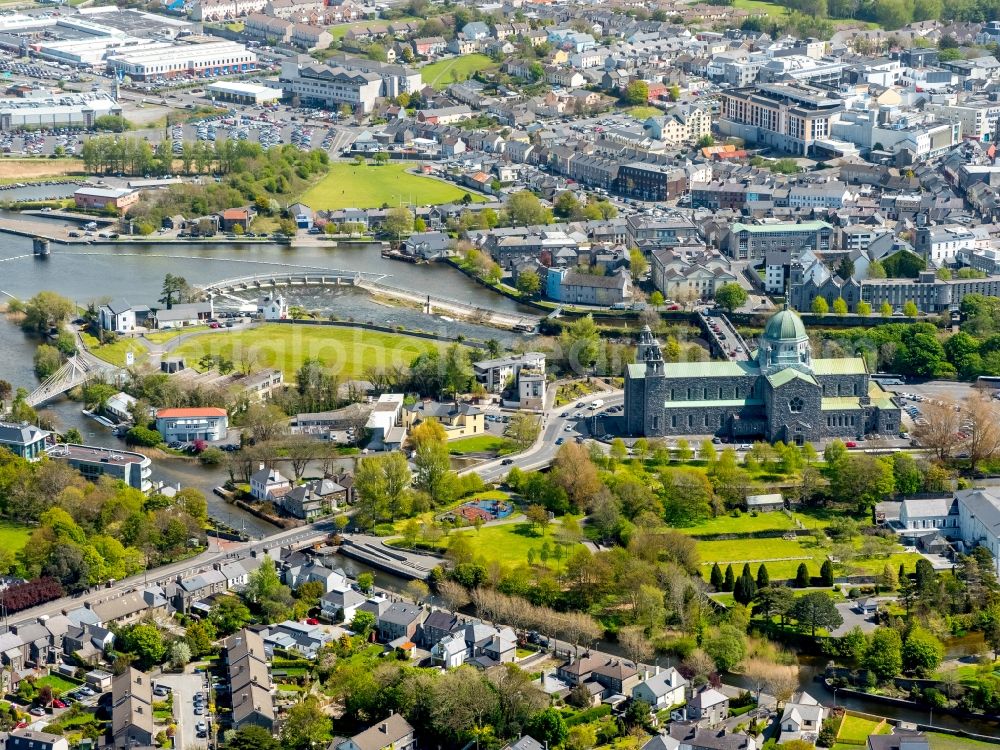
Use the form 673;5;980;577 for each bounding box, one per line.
975;375;1000;390
871;373;906;386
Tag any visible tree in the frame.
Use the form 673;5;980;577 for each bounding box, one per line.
723;564;735;592
715;283;748;312
228;726;279;750
525;504;550;536
158;274;189;309
733;571;757;605
630;248;649;279
516;269;541;297
820;559;835;587
559;315;601;372
962;394;1000;467
385;206;414;242
857;301;871;316
710;563;724;590
914;399;962;461
354;451;412;528
864;627;903;682
506;190;549;226
622;80;649;105
281;696;331;750
350;609;376;638
811;296;829;315
902;627;943;676
753;586;795;624
118;623;166;669
22;291;75;334
833;297;848;316
525;708;568;748
185;619;217;657
618;625;654;664
703;625;747;672
650;291;665;308
756;564;770;589
903;300;919;317
244;556;283;606
794;562;810;588
169;640;191;668
789;592;842;636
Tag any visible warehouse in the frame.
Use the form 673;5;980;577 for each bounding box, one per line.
205;81;281;105
0;93;121;130
106;40;257;81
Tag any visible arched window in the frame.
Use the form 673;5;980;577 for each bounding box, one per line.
789;396;804;413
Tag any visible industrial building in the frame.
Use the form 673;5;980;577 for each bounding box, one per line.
205;81;281;105
107;40;257;81
0;92;121;130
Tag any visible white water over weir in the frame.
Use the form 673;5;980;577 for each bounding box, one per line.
199;272;540;331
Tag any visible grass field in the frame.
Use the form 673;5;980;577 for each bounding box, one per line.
625;106;663;120
298;162;484;210
696;536;921;581
81;333;147;367
36;674;81;693
837;714;889;744
171;324;445;381
446;521;584;566
448;435;509;455
926;732;1000;750
421;54;498;90
0;521;32;553
144;326;208;345
731;0;790;17
328;16;421;40
0;157;83;184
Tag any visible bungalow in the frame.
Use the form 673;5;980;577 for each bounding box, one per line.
867;730;930;750
779;691;827;746
335;714;415;750
151;301;214;329
503;738;545;750
74;187;138;213
665;723;756;750
746;493;784;512
632;666;688;710
687;687;729;727
250;464;291;501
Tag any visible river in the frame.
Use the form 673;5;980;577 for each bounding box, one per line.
0;233;536;537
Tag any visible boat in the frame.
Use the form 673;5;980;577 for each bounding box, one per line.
81;409;115;428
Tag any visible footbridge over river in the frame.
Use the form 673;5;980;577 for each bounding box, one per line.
26;351;119;407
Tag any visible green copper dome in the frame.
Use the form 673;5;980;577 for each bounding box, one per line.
763;308;808;342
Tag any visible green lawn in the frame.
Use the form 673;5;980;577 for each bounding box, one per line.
171;324;444;381
731;0;790;18
328;16;421;41
421;54;498;90
0;521;32;553
837;714;888;744
298;162;484;210
36;674;81;693
81;333;147;367
679;512;798;536
625;105;663;120
448;435;510;455
446;522;584;567
144;326;208;345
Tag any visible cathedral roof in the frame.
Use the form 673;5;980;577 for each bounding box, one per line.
762;308;808;343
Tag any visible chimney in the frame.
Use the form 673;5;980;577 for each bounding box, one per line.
655;664;661;676
259;462;265;471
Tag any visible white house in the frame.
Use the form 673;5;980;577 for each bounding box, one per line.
686;687;728;726
99;299;145;334
104;392;137;423
430;633;466;668
321;584;365;622
250;464;292;501
257;294;288;321
631;666;688;710
155;407;228;442
779;691;828;745
898;497;958;533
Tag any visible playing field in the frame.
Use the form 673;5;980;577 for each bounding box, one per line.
0;157;83;185
421;54;498;90
298;162;483;210
0;521;31;553
171;324;445;381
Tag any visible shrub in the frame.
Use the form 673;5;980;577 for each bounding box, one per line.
126;425;162;447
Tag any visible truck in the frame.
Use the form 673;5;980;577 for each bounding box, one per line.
588;399;604;410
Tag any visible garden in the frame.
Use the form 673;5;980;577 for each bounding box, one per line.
297;162;483;210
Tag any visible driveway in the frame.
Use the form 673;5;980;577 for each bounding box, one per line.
830;601;880;637
156;672;207;750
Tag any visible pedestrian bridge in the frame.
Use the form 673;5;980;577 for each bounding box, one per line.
197;270;388;298
26;354;116;407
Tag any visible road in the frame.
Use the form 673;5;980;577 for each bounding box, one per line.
156;672;206;750
471;391;625;482
4;524;332;631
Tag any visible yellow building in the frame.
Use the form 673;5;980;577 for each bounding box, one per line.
402;401;485;440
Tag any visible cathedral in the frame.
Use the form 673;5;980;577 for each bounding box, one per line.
624;308;900;444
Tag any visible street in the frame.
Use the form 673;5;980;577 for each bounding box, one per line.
156;672;208;750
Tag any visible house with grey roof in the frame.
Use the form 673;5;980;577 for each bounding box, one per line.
335;713;415;750
111;668;155;749
0;422;49;460
779;691;827;745
62;623;114;664
98;299;149;334
6;730;69;750
687;687;729;727
377;602;425;643
173;568;228;612
262;620;334;659
957;488;1000;575
667;722;755;750
281;478;346;521
867;730;929;750
503;737;545;750
321;585;365;623
223;629;274;731
632;666;688;709
93;587;169;627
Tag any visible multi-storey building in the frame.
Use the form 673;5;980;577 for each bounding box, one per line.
724;221;833;261
279;58;382;113
719;82;844;156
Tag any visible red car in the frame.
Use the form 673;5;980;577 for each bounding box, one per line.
306;618;319;625
845;441;857;448
52;700;66;709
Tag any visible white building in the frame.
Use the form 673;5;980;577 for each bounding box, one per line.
631;666;688;710
364;393;405;447
191;0;267;21
257;294;288;321
99;299;139;334
155;407;228;442
779;691;827;745
0;93;122;130
914;224;978;265
249;464;291;501
899;497;959;533
279;57;383;114
473;352;545;393
106;41;257;81
957;489;1000;576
